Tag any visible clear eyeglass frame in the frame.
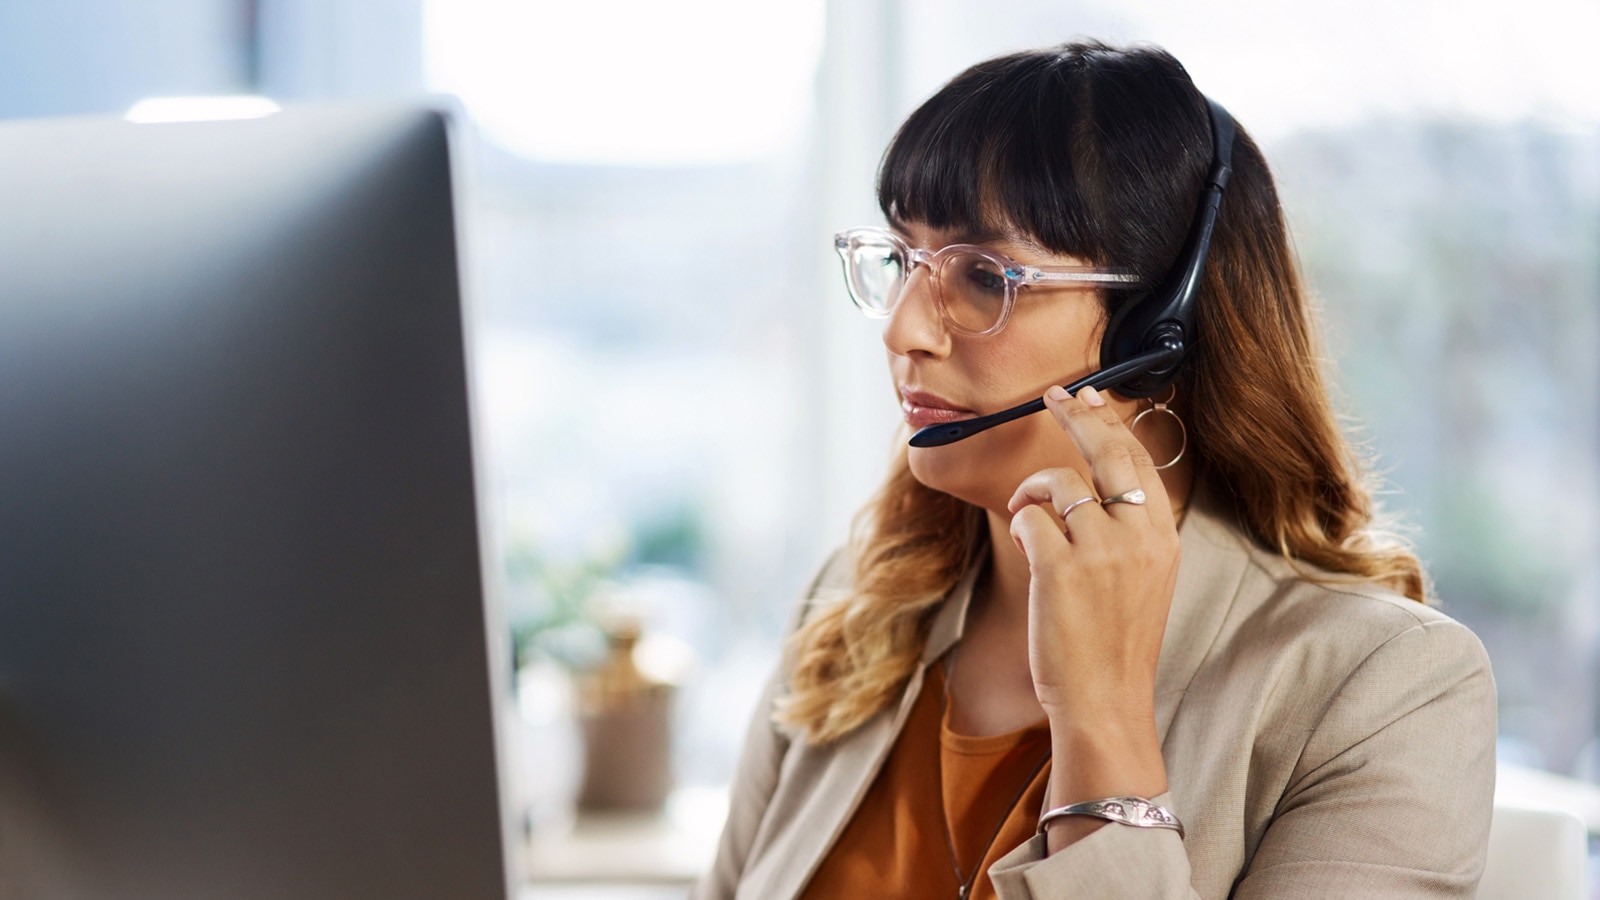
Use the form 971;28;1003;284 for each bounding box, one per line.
833;226;1143;336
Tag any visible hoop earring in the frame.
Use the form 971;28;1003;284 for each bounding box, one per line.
1130;388;1187;471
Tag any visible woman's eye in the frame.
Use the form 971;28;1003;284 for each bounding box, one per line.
853;249;902;281
964;263;1006;294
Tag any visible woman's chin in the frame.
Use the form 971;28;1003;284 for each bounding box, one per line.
906;418;1076;514
907;445;993;509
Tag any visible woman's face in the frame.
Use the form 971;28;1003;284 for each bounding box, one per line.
884;220;1144;514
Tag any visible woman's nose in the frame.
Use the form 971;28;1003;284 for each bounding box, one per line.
882;266;951;359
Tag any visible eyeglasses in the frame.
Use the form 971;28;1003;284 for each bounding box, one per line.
832;226;1141;336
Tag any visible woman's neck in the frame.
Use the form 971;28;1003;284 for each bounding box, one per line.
981;508;1036;626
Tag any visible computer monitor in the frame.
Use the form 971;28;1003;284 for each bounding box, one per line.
0;106;513;900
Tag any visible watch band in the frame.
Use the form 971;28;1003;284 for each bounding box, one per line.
1037;796;1185;839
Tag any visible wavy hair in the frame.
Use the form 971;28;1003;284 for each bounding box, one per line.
777;41;1427;745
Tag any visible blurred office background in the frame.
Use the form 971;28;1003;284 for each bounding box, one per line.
3;0;1597;896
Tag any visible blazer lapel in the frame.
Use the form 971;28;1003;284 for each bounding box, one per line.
1154;485;1253;741
734;564;983;900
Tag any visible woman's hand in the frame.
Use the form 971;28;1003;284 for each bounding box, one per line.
1006;383;1183;728
1008;383;1183;850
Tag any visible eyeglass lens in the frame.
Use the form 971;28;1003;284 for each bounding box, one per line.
845;238;1010;333
842;236;905;315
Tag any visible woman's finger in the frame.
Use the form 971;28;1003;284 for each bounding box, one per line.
1006;465;1111;541
1043;384;1175;532
1010;502;1071;565
1006;464;1096;516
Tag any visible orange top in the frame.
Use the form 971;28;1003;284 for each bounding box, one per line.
799;662;1053;900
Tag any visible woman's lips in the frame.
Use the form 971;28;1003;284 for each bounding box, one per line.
900;389;978;430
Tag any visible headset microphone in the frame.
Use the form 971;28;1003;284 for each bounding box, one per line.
909;97;1236;450
908;346;1182;447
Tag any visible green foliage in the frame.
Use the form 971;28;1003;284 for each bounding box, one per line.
506;546;618;670
506;499;710;669
628;502;707;570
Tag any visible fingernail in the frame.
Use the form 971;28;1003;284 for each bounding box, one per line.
1046;385;1069;402
1080;385;1106;407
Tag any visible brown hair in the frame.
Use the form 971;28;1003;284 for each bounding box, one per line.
777;41;1427;744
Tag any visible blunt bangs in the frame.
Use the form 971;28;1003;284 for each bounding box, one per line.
875;43;1214;286
877;52;1108;264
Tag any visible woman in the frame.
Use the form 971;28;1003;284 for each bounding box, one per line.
694;41;1495;900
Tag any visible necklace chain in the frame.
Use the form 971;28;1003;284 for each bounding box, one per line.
938;646;1052;900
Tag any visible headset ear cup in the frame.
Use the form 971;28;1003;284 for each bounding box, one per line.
1098;288;1182;400
1099;288;1160;398
1099;288;1147;371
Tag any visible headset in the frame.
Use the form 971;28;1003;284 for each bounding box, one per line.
909;97;1237;448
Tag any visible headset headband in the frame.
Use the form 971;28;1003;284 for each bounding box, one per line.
1097;96;1236;399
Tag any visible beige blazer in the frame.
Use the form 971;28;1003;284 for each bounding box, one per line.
691;489;1497;900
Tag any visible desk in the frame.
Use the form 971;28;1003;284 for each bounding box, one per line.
526;786;725;891
520;886;687;900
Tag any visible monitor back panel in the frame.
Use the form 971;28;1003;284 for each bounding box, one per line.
0;107;509;900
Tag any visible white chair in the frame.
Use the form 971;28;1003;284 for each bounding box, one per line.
1477;802;1588;900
